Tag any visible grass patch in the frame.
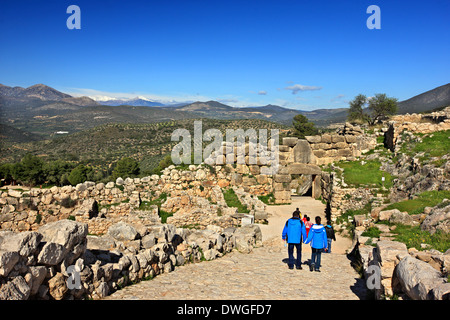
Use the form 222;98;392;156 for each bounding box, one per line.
223;188;249;213
390;224;450;253
386;190;450;215
336;160;394;189
159;210;173;224
361;227;382;238
399;130;450;162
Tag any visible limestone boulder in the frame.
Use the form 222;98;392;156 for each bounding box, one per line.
421;203;450;234
38;220;88;254
395;255;446;300
233;224;262;254
0;276;31;300
107;222;138;242
37;242;67;266
0;231;42;258
0;250;20;276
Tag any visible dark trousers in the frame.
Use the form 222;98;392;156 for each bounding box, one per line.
311;248;322;270
288;243;302;268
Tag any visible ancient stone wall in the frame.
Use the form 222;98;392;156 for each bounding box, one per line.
0;219;263;300
385;106;450;151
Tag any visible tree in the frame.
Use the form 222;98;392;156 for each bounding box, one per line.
367;93;398;125
347;94;368;123
292;114;318;139
43;160;75;186
68;164;92;186
12;154;45;186
0;163;14;185
112;157;140;179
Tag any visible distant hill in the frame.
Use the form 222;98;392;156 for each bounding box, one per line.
0;83;98;106
397;83;450;114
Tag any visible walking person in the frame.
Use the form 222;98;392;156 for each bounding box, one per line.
325;220;336;253
304;216;328;272
302;214;308;224
293;207;301;219
282;211;307;270
304;216;312;237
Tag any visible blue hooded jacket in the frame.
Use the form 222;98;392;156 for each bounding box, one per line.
304;224;328;249
282;217;307;244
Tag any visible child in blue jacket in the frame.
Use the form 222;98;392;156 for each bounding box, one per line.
282;211;307;270
304;216;328;272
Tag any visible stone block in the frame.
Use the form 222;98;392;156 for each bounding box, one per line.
321;134;331;143
305;135;322;143
287;163;322;175
331;135;345;143
274;174;291;183
282;137;298;147
293;139;313;163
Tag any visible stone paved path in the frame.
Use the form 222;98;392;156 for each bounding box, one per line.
105;197;367;300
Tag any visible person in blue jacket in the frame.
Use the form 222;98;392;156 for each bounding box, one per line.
304;216;328;272
282;211;307;270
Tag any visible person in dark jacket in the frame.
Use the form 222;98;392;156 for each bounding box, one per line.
325;221;336;253
304;216;327;272
282;211;307;270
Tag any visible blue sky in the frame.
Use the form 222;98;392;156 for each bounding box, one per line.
0;0;449;110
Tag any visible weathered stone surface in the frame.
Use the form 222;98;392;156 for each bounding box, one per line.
29;266;47;296
287;163;321;175
293;139;313;164
421;203;450;234
107;222;138;242
233;225;262;254
37;242;67;266
0;250;20;276
375;240;408;266
38;220;88;252
0;276;30;300
274;174;291;183
305;135;322;143
378;209;401;221
48;273;68;300
389;210;415;226
0;231;42;257
395;255;446;300
282;137;298;147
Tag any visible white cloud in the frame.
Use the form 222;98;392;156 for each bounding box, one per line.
285;84;323;94
257;90;267;95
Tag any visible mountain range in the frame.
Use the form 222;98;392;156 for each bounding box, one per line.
1;82;449;143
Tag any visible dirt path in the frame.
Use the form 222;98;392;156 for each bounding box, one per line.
260;196;353;254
